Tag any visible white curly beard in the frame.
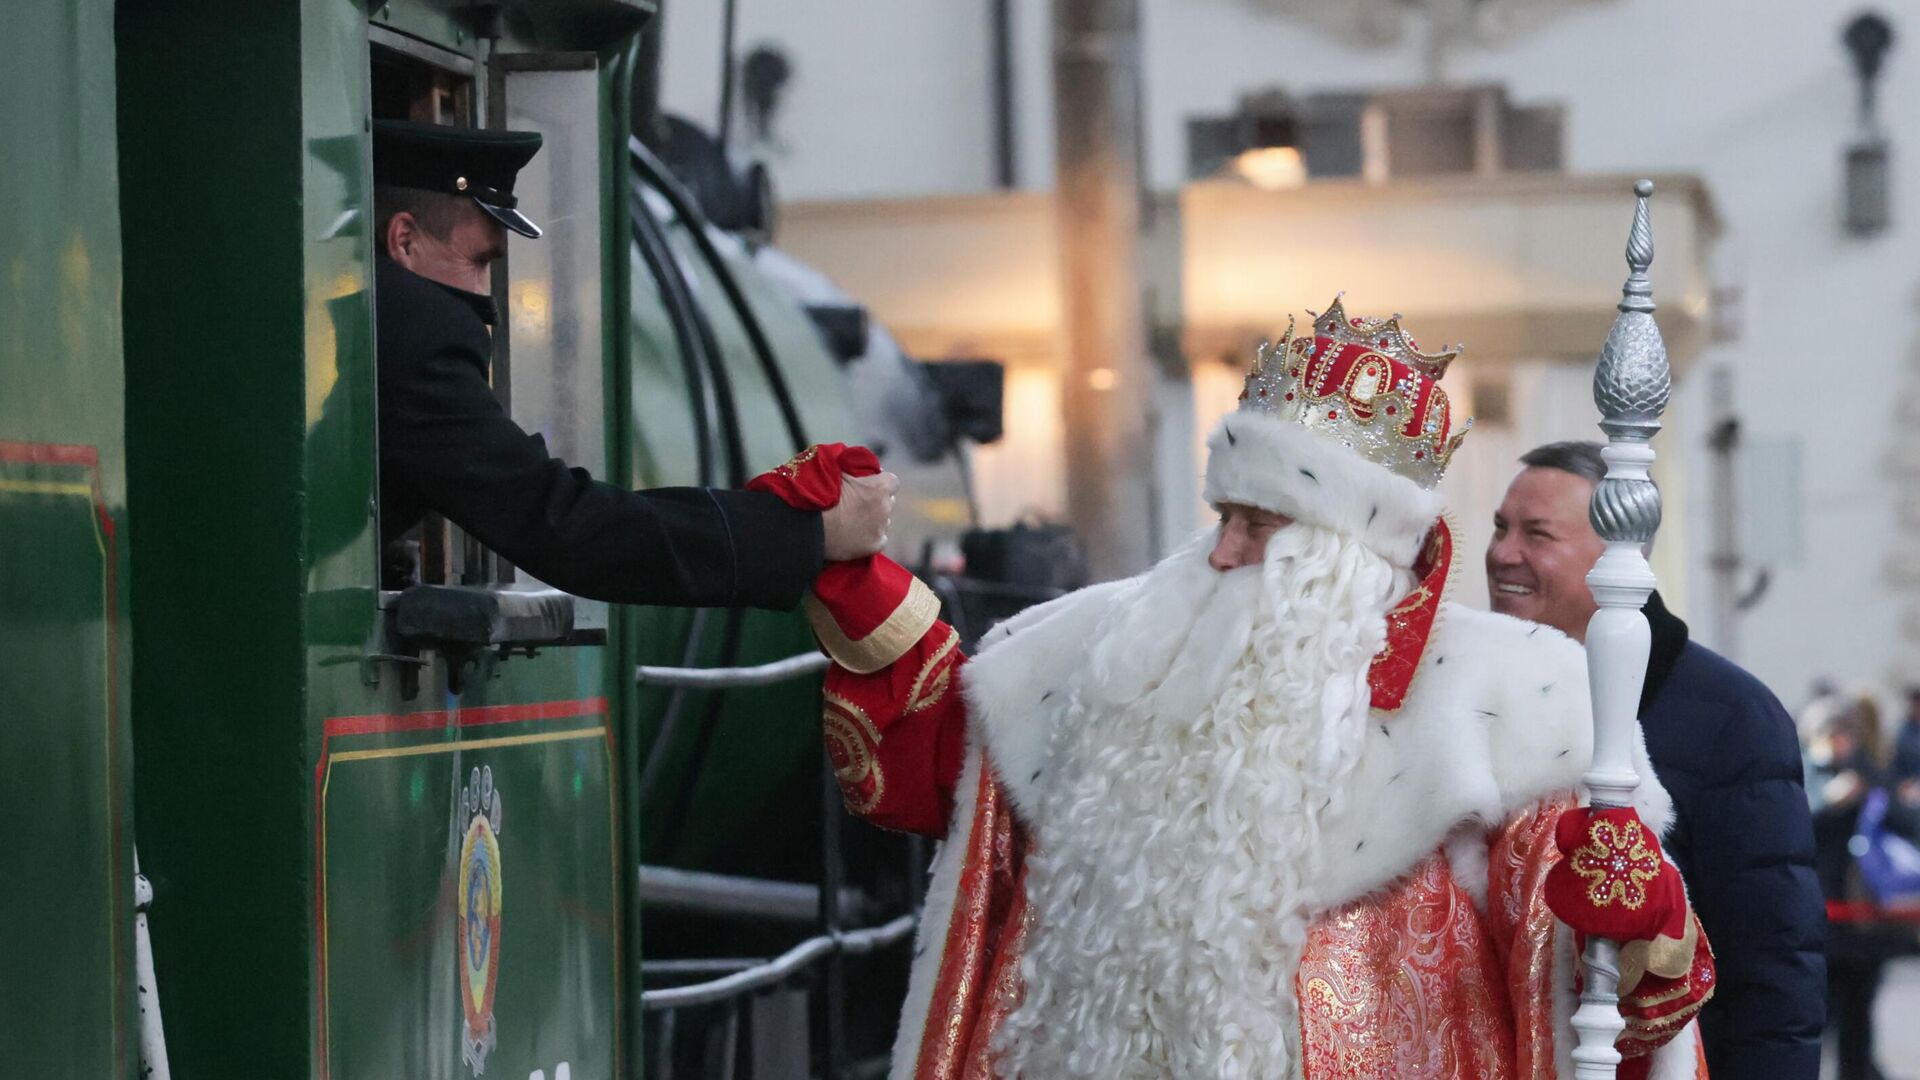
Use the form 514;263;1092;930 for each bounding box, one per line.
993;524;1404;1080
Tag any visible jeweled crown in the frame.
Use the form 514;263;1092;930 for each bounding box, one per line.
1237;296;1471;488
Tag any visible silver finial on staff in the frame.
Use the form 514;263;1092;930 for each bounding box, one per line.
1570;179;1671;1079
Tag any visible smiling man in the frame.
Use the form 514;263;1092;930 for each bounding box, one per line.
752;305;1716;1079
1490;441;1825;1079
1487;444;1610;634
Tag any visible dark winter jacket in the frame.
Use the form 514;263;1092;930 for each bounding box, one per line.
1637;592;1826;1079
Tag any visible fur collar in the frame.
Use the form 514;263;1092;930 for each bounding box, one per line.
1204;412;1445;569
965;592;1674;913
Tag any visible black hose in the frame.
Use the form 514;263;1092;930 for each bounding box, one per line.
629;169;752;834
630;181;720;486
629;136;808;454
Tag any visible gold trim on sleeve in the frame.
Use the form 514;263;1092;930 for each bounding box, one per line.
1619;984;1715;1041
905;628;961;715
806;574;943;674
822;692;885;815
1616;911;1700;997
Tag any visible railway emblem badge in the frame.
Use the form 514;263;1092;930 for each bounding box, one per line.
458;766;505;1074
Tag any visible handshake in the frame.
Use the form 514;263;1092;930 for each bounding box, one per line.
823;470;899;561
751;444;899;564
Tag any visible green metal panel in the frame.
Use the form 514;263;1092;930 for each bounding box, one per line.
311;8;629;1078
316;691;619;1079
0;1;133;1076
123;0;634;1065
120;0;342;1073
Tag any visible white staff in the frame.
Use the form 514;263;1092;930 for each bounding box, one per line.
1570;179;1671;1079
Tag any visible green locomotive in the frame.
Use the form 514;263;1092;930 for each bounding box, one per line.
1;2;1002;1076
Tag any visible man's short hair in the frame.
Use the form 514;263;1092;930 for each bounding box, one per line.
1519;439;1661;552
1519;440;1607;486
372;185;472;248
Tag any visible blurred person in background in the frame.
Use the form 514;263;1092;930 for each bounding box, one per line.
1894;689;1920;789
1804;694;1907;1080
1489;440;1826;1079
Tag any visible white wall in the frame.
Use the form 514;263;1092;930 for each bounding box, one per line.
658;0;1003;198
664;0;1920;708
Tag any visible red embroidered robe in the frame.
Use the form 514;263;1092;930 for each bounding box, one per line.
815;522;1714;1079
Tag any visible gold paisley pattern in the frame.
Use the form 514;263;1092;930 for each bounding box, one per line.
822;692;884;814
916;765;1023;1080
1297;852;1514;1079
1490;797;1572;1080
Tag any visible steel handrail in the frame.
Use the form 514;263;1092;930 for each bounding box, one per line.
638;864;867;924
635;650;827;689
639;914;916;1011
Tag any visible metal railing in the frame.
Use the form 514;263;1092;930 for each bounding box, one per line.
637;864;867;925
635;651;828;689
631;580;1051;1075
640;914;916;1012
634;648;915;1079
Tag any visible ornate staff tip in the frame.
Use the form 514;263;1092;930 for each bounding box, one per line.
1619;180;1656;314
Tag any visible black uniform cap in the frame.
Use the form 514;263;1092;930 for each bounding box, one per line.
373;119;545;239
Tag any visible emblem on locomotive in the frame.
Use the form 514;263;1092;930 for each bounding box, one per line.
458;766;505;1075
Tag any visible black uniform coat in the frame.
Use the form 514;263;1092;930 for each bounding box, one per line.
1637;592;1826;1079
376;255;823;608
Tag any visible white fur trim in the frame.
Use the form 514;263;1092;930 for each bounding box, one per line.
1204;411;1444;568
1649;1021;1703;1080
965;597;1675;914
963;579;1134;824
1553;918;1580;1079
1444;826;1492;914
1300;604;1673;912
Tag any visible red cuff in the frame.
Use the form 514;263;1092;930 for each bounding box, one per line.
806;557;942;673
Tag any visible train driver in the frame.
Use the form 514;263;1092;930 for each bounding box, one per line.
370;119;894;608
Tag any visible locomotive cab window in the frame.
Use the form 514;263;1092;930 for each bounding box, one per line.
369;29;473;125
367;35;609;633
369;30;490;589
490;53;607;596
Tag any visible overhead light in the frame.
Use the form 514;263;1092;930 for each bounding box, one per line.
1232;146;1307;190
1842;12;1895;237
1186;89;1310;187
1087;367;1119;391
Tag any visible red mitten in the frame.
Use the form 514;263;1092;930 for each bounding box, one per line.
748;444;939;673
745;442;881;510
1544;806;1688;943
